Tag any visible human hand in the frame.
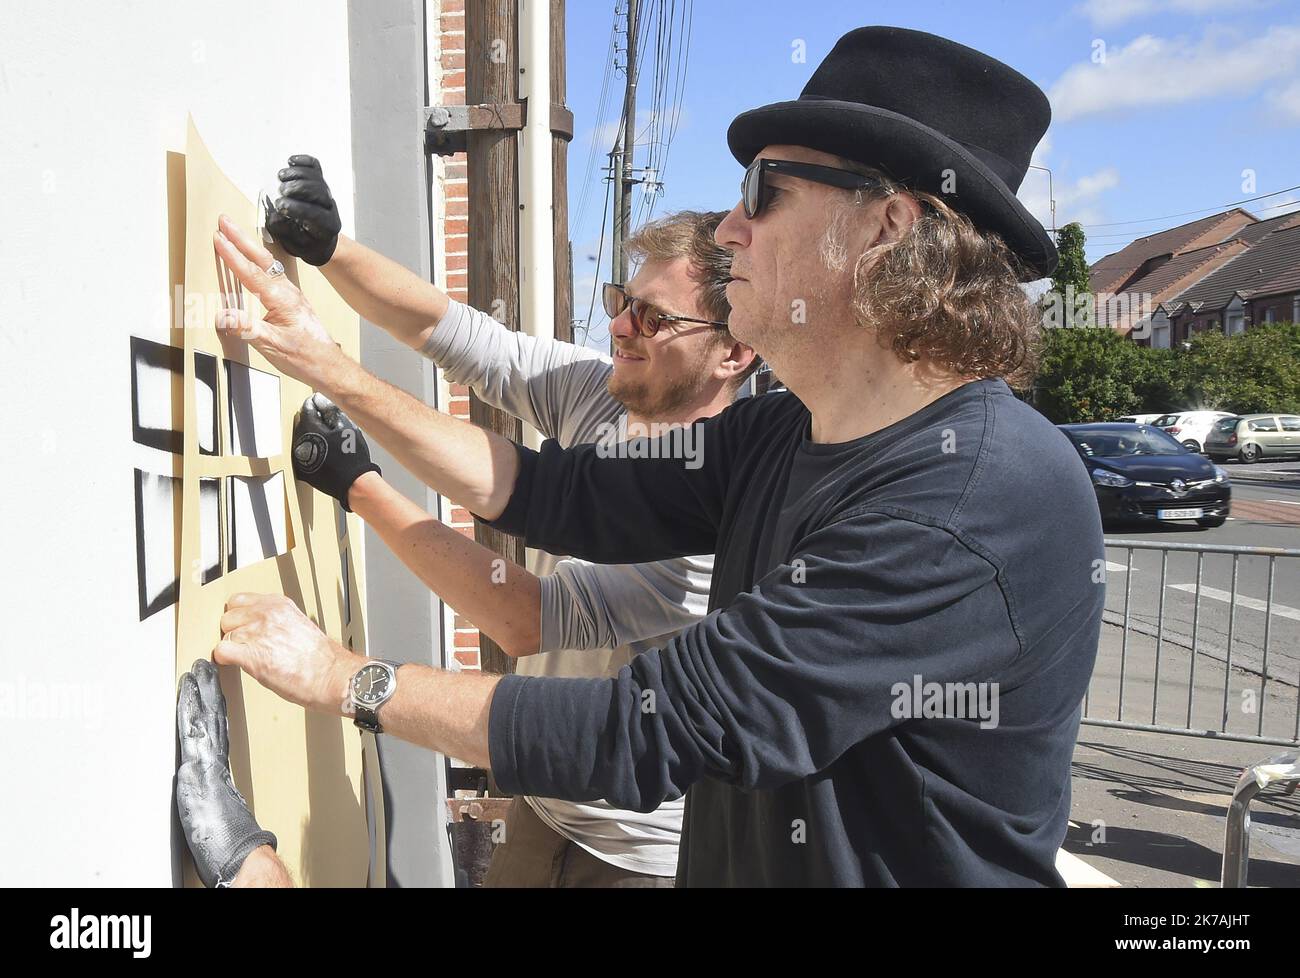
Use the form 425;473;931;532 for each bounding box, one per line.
292;393;381;513
213;593;364;716
264;154;342;267
213;213;343;390
176;659;278;888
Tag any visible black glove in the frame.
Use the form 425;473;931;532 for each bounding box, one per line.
292;393;381;512
265;154;342;266
176;659;278;888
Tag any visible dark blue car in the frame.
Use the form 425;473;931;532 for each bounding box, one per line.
1059;423;1231;529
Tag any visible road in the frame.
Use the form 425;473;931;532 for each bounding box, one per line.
1068;461;1300;887
1097;469;1300;741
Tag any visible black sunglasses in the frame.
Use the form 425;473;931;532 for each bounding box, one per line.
603;283;728;337
741;158;890;219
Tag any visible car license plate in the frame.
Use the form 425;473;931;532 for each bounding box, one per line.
1158;507;1203;520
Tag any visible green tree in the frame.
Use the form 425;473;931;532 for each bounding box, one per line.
1034;326;1151;422
1132;346;1190;413
1182;322;1300;414
1049;222;1090;300
1036;223;1091;329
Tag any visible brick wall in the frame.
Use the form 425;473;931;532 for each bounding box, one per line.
437;0;482;671
1249;294;1299;326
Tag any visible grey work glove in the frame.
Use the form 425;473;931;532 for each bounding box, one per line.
176;659;278;888
292;393;381;512
264;154;342;266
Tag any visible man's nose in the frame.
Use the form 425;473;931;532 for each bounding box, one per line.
608;306;638;340
715;201;749;250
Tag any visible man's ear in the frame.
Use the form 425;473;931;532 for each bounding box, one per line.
716;339;758;382
878;192;924;246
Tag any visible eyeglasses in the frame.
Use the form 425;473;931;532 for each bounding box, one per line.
741;158;891;219
602;282;728;337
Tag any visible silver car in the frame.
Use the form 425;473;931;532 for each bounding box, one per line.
1205;413;1300;463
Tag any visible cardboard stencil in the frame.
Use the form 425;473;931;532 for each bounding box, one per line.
178;118;382;887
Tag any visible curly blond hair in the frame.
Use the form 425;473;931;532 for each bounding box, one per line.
825;159;1043;390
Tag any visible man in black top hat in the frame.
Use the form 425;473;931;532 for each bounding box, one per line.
208;26;1105;886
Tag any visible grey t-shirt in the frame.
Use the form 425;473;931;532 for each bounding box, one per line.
421;300;713;876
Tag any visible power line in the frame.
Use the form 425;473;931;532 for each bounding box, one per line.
1075;184;1300;231
634;0;691;230
580;158;616;346
571;11;619;233
1080;198;1300;255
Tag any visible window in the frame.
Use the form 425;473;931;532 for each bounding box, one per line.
1248;418;1278;432
1280;417;1300;432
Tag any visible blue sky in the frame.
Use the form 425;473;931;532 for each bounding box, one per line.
563;0;1300;345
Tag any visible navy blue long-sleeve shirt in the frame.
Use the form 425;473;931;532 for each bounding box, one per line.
484;378;1104;886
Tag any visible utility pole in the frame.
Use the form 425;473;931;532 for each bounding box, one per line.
464;0;522;677
453;0;572;676
611;0;639;285
1028;163;1056;235
550;0;572;343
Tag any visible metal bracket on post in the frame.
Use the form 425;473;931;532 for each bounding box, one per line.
424;102;574;157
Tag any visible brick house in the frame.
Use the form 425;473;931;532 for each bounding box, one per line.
1153;215;1300;347
1088;209;1300;347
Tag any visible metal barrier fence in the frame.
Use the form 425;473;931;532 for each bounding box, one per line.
1083;538;1300;747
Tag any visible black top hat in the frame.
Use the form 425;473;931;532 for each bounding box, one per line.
728;26;1058;281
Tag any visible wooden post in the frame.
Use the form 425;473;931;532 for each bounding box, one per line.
465;0;522;676
551;0;572;342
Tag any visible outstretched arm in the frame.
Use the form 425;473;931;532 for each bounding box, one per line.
215;513;1026;820
214;217;519;521
322;234;449;351
263;155;449;350
301;406;705;660
346;471;543;658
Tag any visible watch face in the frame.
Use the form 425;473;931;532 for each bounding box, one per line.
353;664;392;706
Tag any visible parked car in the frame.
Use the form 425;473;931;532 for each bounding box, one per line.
1059;423;1231;528
1114;413;1164;426
1150;410;1236;454
1205;413;1300;463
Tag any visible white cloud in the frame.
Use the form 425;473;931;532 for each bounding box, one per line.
569;227;614;348
1049;24;1300;121
580;105;687;161
1269;78;1300;121
1030;131;1053;167
1077;0;1276;28
1017;131;1121;234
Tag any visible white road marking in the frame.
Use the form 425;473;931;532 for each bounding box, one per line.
1167;583;1300;622
1265;499;1300;507
1106;561;1129;573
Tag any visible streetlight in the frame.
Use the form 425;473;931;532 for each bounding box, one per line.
1027;163;1056;235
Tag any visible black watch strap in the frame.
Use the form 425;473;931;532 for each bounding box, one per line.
354;703;382;734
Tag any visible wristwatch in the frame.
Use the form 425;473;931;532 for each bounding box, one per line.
349;658;401;733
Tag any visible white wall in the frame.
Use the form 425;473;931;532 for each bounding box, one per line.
0;0;356;885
